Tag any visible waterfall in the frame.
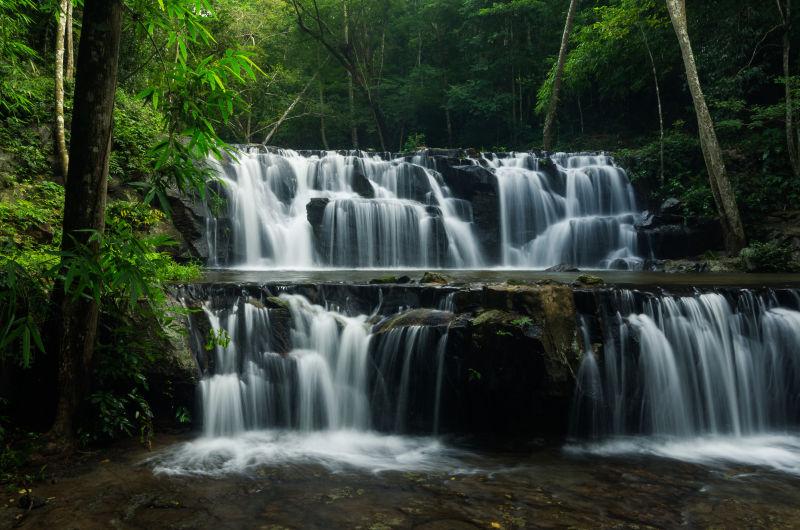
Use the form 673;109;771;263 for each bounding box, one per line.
484;152;641;269
205;148;644;270
198;293;371;435
194;293;452;437
572;289;800;438
207;148;482;269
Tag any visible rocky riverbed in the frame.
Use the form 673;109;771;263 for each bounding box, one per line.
4;433;800;529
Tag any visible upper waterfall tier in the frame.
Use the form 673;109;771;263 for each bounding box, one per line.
203;148;643;270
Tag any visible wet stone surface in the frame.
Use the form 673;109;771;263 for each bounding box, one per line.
4;435;800;529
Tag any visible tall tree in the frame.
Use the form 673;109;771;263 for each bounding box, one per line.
65;0;74;80
50;0;123;442
344;0;358;148
287;0;389;150
666;0;746;252
54;0;70;178
542;0;579;151
777;0;800;178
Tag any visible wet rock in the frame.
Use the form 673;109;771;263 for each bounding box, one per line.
265;296;290;310
349;159;375;198
306;197;331;259
369;275;412;285
439;284;581;434
165;188;214;261
574;274;604;286
373;308;454;333
144;303;202;428
660;197;682;215
545;263;580;272
420;271;450;284
435;163;500;262
394;163;434;202
265;156;298;204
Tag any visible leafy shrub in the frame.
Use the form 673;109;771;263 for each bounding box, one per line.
106;200;165;232
739;241;797;273
403;132;426;152
109;90;164;183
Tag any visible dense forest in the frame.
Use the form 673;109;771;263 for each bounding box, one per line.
2;0;800;496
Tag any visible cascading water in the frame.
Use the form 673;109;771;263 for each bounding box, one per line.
198;293;372;434
205;148;644;270
570;288;800;474
207;148;481;269
483;152;641;269
154;291;458;475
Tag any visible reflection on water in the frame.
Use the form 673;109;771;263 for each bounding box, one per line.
567;434;800;476
200;268;800;287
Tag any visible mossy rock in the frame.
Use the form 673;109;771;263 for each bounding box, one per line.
374;308;453;333
575;274;604;286
420;271;450;284
265;296;290;310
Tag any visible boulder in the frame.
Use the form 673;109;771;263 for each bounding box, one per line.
434;164;501;263
545;263;580;272
373;308;454;334
349;159;376;198
306;197;331;259
660;197;682;215
420;271;450;284
393;162;433;202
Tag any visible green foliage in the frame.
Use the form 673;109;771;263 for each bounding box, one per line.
0;0;38;114
0;253;50;368
174;405;191;424
110;90;165;183
402;132;426;152
129;0;262;209
205;328;231;351
739;241;798;273
510;317;532;327
81;389;153;446
106;200;165;232
0;180;64;249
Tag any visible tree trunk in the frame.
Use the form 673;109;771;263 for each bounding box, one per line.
54;0;69;178
263;71;319;145
666;0;746;252
778;0;800;177
344;1;358;149
542;0;579;151
639;23;665;184
65;0;74;80
445;107;453;147
364;90;388;152
319;81;328;150
49;0;123;443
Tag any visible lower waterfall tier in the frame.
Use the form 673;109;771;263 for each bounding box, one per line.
176;281;800;441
